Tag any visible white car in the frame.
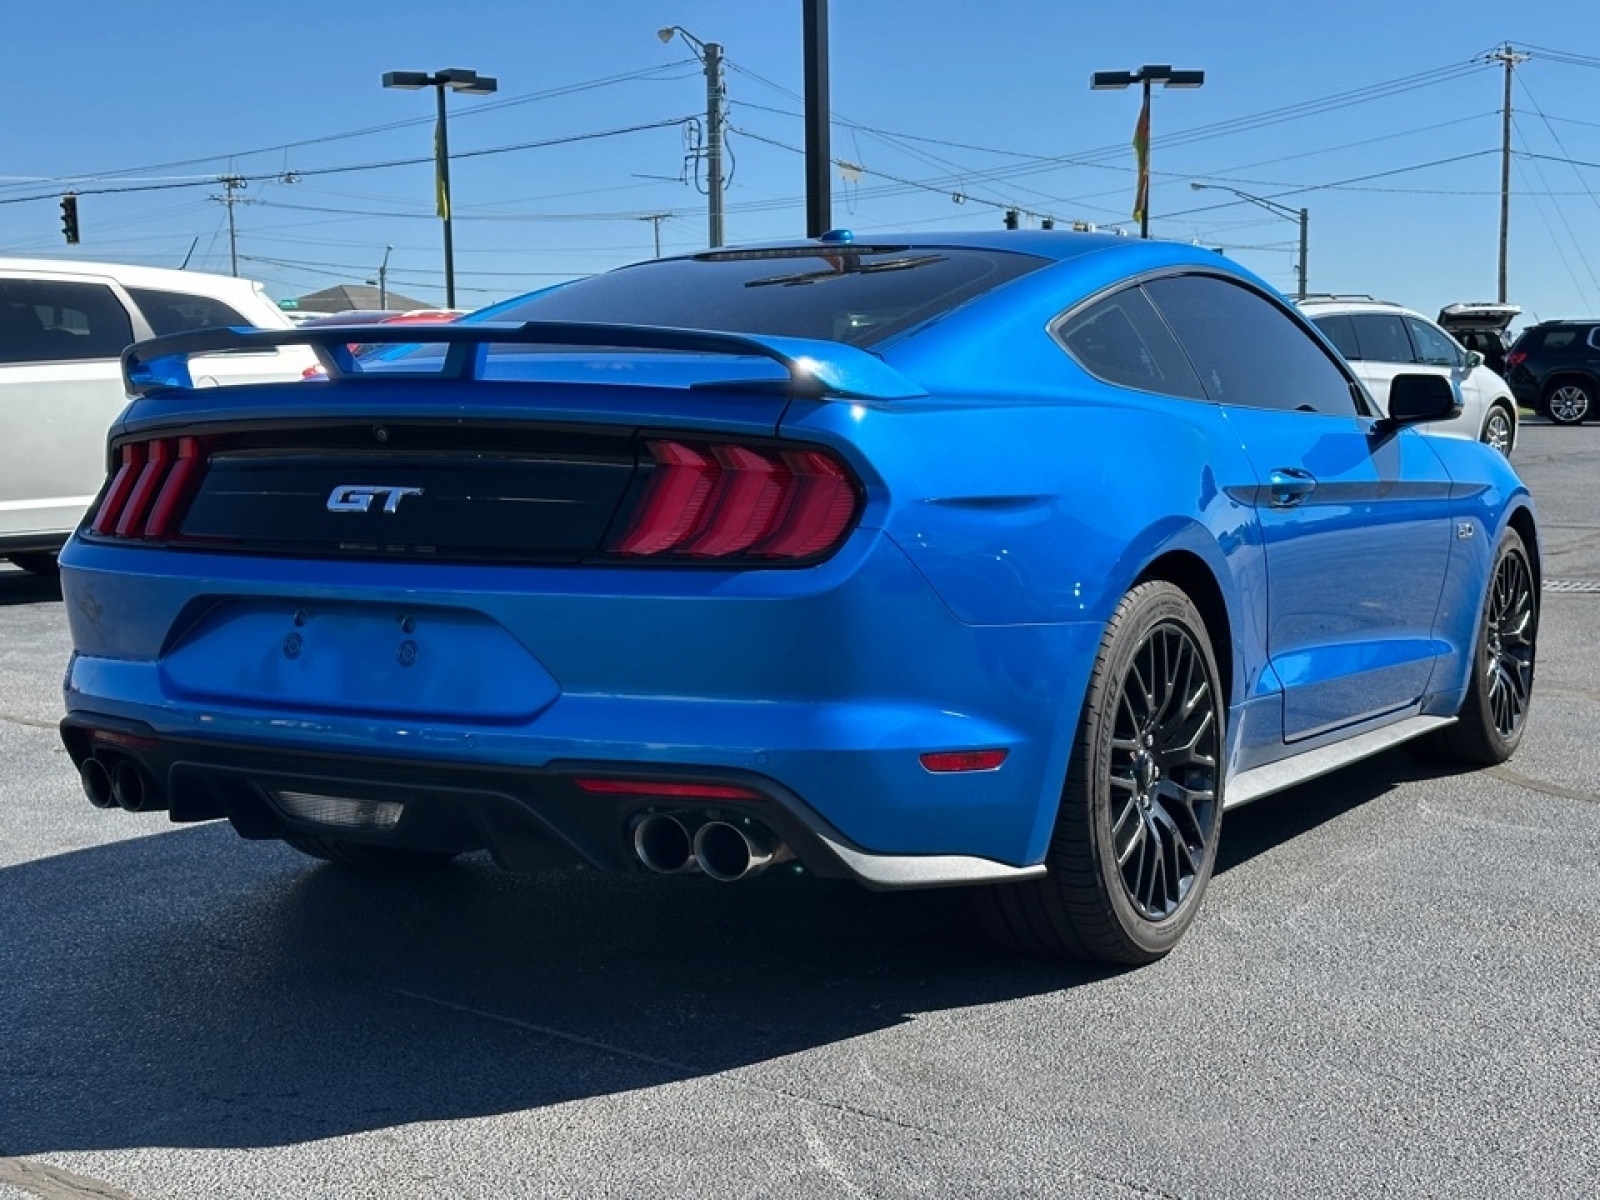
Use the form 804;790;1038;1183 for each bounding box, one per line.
1297;296;1518;456
0;259;317;572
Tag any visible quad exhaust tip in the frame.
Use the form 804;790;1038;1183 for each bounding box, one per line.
632;813;792;881
80;758;116;809
110;759;150;812
633;812;699;874
80;753;162;813
693;820;777;882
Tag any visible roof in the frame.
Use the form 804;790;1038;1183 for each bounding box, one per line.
0;255;277;305
292;284;433;313
662;228;1156;267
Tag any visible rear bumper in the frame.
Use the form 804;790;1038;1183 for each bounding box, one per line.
58;535;1103;870
59;715;1047;890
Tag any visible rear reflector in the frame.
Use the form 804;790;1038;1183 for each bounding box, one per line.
273;791;405;829
611;438;859;563
574;778;764;801
920;749;1009;773
89;729;161;751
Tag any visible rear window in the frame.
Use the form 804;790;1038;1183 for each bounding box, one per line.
128;287;252;336
1527;328;1575;351
480;245;1046;348
0;278;133;363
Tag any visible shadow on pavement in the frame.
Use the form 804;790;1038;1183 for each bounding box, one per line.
0;742;1447;1156
0;568;61;607
0;822;1092;1156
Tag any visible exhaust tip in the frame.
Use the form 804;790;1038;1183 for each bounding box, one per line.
80;758;115;809
110;759;150;813
633;813;698;874
694;820;776;883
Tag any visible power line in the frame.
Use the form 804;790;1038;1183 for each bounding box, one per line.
0;118;696;208
0;61;701;197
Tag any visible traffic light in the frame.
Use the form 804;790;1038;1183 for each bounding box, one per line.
60;194;79;245
1041;218;1055;230
1003;209;1019;230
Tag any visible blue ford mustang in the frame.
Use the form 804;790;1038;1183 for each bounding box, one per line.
57;231;1539;964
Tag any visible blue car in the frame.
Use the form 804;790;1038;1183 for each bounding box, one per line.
57;231;1539;964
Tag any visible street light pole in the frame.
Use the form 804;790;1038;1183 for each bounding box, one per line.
1190;181;1310;299
1091;64;1206;239
382;68;499;308
659;27;726;248
801;0;831;238
376;245;393;309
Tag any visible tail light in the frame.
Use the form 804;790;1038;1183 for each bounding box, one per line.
609;438;860;563
88;436;207;541
1504;349;1527;369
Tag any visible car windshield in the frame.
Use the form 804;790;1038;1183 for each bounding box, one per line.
475;244;1046;348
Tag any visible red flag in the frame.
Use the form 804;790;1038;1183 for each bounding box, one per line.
1132;92;1150;223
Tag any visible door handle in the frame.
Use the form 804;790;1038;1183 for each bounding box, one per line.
1267;468;1317;508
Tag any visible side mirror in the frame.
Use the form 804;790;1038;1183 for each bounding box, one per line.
1464;349;1484;370
1384;373;1462;426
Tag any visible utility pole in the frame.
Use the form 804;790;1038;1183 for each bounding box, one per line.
704;41;726;248
639;214;670;258
210;176;249;276
1492;44;1528;304
1295;208;1309;301
658;29;726;249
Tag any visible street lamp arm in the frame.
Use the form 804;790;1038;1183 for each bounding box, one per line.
658;24;709;59
1190;182;1299;223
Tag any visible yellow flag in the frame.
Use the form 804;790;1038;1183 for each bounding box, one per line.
434;116;450;220
1132;93;1150;223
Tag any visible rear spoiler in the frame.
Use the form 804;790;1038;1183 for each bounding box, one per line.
122;321;928;403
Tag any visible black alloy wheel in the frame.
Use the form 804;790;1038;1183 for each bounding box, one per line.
1105;620;1221;922
975;581;1225;964
1480;537;1537;742
1428;527;1537;765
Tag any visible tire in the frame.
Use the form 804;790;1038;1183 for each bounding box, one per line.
1428;527;1537;765
1543;380;1593;425
1480;404;1515;457
6;552;59;575
281;831;459;870
976;581;1225;964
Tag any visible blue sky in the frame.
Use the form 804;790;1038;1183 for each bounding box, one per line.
5;1;1598;329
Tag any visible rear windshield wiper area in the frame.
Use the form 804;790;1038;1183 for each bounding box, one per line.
744;255;947;289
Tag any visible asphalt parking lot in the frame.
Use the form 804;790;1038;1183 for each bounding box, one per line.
1;422;1596;1200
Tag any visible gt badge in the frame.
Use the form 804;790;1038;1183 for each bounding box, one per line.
327;485;423;514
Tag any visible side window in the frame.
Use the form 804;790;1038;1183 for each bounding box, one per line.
1143;274;1359;416
1347;313;1415;365
1053;286;1205;400
1311;314;1361;360
1403;317;1463;368
1538;329;1575;350
0;279;134;364
1588;326;1600;350
127;287;251;336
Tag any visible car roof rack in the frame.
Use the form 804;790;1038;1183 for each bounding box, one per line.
1295;292;1403;306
